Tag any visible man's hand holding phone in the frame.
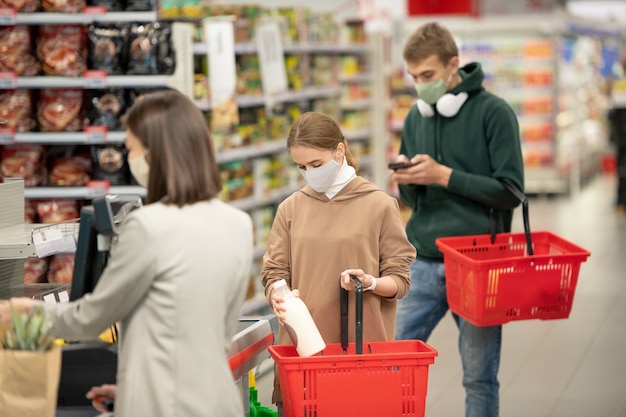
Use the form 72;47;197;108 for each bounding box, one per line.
388;161;420;170
389;154;453;188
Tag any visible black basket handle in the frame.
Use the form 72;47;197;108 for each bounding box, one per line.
490;180;533;256
340;275;363;354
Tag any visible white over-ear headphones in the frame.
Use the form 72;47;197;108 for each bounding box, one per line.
417;92;469;118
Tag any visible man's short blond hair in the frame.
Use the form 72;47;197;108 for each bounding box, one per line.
403;22;458;65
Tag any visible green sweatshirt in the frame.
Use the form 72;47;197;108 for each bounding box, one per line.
399;62;524;261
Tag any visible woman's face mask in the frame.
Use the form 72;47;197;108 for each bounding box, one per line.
291;145;343;193
129;154;149;188
125;130;149;188
299;158;341;193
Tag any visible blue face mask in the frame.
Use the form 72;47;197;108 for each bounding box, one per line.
299;158;341;193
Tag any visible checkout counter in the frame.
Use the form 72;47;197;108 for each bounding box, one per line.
56;314;278;417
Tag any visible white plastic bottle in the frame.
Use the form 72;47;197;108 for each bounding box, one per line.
272;279;326;357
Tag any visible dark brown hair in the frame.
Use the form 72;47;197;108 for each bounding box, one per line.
122;89;222;206
403;22;458;65
287;112;359;170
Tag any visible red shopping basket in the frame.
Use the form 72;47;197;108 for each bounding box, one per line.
268;278;438;417
435;181;591;326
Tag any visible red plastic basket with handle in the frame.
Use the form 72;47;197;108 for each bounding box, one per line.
435;181;591;326
268;278;438;417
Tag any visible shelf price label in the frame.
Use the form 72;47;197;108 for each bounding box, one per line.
84;125;108;143
86;180;110;198
83;70;108;89
0;127;15;144
0;8;16;26
83;5;106;14
82;6;106;23
0;71;17;89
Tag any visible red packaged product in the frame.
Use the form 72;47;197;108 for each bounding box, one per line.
49;153;92;186
25;198;37;223
37;89;83;132
41;0;85;13
24;258;49;284
37;25;87;76
0;144;46;186
0;0;40;13
0;90;36;133
0;26;41;76
47;253;75;284
36;199;79;224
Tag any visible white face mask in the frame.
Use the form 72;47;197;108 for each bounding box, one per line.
299;158;341;193
129;154;149;188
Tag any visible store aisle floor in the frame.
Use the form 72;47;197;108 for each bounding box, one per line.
253;173;626;417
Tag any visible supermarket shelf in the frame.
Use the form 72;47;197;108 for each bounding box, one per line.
339;73;372;83
217;141;285;164
195;86;343;111
344;128;372;142
0;22;192;94
192;42;371;56
2;75;170;90
24;185;146;200
340;98;372;110
0;10;157;25
229;185;299;212
23;183;297;212
3;131;125;145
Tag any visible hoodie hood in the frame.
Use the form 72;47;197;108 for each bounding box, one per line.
300;176;381;203
450;62;485;96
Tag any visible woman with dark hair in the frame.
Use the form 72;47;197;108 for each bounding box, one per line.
0;89;254;417
261;111;416;416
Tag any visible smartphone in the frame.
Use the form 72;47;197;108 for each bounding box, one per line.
388;161;419;170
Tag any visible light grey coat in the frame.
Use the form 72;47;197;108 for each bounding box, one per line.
45;199;253;417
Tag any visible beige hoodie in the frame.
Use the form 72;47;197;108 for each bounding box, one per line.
261;177;416;402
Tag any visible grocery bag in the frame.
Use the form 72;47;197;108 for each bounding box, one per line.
0;339;62;417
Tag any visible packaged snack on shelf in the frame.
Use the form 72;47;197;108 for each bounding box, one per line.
47;253;75;284
88;24;128;75
125;0;154;11
41;0;85;12
0;90;36;132
49;153;92;186
87;0;124;11
0;26;41;76
86;89;127;130
24;258;50;284
180;0;202;19
236;55;262;96
0;144;47;187
37;25;88;76
37;89;84;132
125;22;175;75
25;199;37;223
91;145;130;185
126;23;159;75
159;0;180;18
36;199;80;224
0;0;39;12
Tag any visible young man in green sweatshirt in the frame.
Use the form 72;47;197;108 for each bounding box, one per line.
392;22;524;417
